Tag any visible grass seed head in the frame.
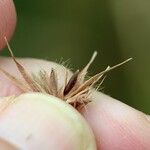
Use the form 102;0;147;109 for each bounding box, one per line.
1;37;132;110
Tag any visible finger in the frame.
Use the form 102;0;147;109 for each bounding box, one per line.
0;0;16;50
82;91;150;150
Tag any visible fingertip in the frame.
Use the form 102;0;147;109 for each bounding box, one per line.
82;91;150;150
0;0;17;50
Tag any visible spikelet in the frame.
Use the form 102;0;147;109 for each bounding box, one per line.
0;37;132;109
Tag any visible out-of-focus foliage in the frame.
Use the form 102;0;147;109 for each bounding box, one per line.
2;0;150;113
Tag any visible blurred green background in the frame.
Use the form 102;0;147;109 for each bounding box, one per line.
2;0;150;113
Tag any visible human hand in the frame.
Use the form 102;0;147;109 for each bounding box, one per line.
0;1;150;149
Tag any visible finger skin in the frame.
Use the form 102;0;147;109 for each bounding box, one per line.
0;0;16;50
82;91;150;150
0;57;150;150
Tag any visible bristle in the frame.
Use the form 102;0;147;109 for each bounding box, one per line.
66;88;89;103
4;37;40;92
65;58;132;99
0;68;31;92
4;37;15;57
68;51;98;93
79;51;97;82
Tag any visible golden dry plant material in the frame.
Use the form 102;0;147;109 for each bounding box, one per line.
0;37;132;110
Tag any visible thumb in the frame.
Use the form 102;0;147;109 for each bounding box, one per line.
0;93;96;150
82;91;150;150
0;0;16;50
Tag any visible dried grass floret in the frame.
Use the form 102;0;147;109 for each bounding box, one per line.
0;37;132;109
